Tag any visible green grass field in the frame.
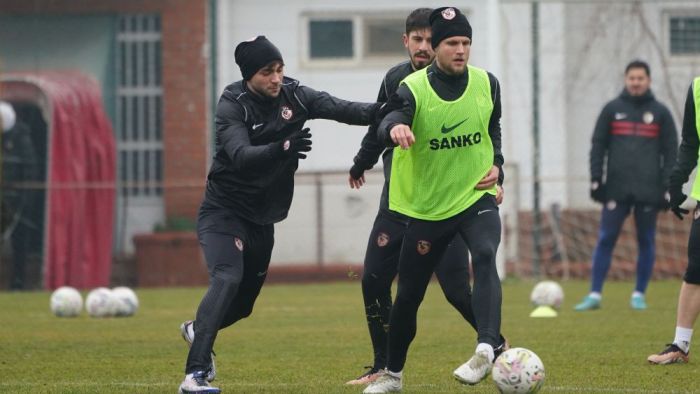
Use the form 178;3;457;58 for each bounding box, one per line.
1;279;698;393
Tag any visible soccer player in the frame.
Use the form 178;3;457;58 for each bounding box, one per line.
575;61;678;311
346;7;507;386
177;36;382;393
647;76;700;365
362;7;504;393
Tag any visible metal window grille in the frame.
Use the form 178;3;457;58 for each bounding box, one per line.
670;16;700;55
116;14;163;197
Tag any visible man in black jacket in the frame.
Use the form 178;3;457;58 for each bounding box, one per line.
647;76;700;365
178;36;381;394
575;60;678;312
345;7;506;387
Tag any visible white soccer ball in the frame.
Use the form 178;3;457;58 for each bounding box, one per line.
492;347;545;393
530;280;564;309
85;287;117;317
50;286;83;317
112;286;139;317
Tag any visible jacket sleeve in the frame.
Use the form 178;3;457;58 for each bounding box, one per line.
297;85;379;126
590;102;612;181
352;76;391;170
488;72;505;181
215;96;278;171
669;85;699;190
659;105;679;190
377;84;416;147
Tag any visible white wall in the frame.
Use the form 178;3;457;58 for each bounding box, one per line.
216;0;700;213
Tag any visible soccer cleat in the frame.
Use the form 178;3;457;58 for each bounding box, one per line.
362;370;402;393
453;350;493;385
178;371;221;393
574;295;601;311
493;337;510;360
346;366;382;385
630;294;647;310
647;344;689;365
181;320;217;382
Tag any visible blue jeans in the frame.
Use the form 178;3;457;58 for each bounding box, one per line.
590;201;658;294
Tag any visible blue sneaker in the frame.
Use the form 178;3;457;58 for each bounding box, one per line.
574;295;600;311
631;294;647;310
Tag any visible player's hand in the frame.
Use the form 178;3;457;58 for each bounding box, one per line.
277;128;312;159
390;124;415;149
348;163;365;189
495;184;504;205
476;165;499;189
590;178;606;203
669;187;689;220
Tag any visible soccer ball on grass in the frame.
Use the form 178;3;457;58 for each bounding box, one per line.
492;347;545;393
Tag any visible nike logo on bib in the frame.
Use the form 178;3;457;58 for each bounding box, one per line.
441;118;468;134
477;209;492;215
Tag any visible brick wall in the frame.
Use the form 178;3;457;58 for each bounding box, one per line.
1;0;209;220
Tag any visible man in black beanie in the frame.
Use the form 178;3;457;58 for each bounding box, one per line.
178;35;382;394
364;6;505;393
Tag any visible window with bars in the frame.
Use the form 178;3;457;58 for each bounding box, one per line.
670;16;700;55
116;14;163;197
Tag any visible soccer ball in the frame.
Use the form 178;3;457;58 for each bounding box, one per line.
530;280;564;309
50;286;83;317
492;347;545;393
85;287;117;317
112;286;139;317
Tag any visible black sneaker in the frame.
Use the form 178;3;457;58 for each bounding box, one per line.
346;366;383;385
647;343;689;365
494;337;510;360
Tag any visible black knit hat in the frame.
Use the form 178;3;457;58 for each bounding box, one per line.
234;36;284;80
429;7;472;49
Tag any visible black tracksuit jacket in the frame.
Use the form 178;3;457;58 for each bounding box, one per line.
589;89;678;205
354;62;503;217
204;76;379;225
669;85;699;192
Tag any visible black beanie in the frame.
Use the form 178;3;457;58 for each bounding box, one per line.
234;36;284;80
429;7;472;49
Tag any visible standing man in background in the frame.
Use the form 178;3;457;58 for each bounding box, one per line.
362;7;505;393
178;36;382;394
647;76;700;364
346;7;507;387
575;60;678;312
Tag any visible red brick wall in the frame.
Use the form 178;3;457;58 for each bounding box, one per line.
1;0;209;220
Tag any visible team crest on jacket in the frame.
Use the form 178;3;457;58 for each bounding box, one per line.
643;111;654;124
377;232;390;247
441;8;456;20
417;240;431;255
281;106;293;120
234;237;244;251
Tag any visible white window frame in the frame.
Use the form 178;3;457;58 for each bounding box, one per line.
663;10;700;62
300;11;409;68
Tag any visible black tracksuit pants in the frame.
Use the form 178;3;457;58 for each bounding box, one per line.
185;205;274;374
361;212;481;370
386;194;502;373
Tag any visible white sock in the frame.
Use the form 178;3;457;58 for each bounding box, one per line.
632;291;644;299
588;292;602;300
476;342;495;362
673;327;693;353
386;369;402;378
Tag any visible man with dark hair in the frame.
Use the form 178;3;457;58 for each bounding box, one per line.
346;7;506;387
177;35;382;394
647;75;700;365
362;7;504;393
575;60;678;312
